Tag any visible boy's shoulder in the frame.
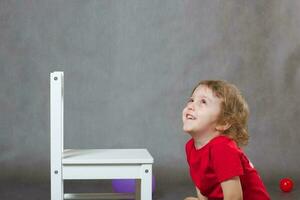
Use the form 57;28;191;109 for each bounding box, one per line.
209;135;242;153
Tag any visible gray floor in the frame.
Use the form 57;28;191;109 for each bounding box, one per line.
0;180;299;200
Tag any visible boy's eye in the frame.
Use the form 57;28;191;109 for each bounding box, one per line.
187;98;206;105
187;98;193;103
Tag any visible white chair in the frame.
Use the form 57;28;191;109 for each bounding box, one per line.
50;71;154;200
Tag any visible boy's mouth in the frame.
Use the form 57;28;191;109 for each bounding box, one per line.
186;113;196;120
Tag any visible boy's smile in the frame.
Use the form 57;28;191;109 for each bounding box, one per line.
182;85;223;137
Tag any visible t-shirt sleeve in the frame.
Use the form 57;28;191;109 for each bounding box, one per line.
211;143;244;183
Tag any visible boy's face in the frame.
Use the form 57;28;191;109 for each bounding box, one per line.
182;85;223;136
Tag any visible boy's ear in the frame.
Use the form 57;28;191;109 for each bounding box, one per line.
215;122;231;131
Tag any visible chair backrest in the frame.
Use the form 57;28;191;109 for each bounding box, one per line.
50;71;64;153
50;71;64;189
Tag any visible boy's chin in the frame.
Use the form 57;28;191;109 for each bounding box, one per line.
183;126;196;135
183;126;204;137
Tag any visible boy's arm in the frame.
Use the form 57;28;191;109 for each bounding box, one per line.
220;176;243;200
195;186;208;200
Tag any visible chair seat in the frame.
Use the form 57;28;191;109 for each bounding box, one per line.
63;149;154;165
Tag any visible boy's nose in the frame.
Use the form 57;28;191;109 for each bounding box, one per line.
187;103;195;111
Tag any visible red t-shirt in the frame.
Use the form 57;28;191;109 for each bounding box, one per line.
185;135;270;200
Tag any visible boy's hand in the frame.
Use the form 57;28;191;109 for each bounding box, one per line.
195;187;208;200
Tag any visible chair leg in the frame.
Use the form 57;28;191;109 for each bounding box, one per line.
140;164;152;200
135;179;141;200
51;174;63;200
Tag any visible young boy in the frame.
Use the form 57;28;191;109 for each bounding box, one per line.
182;80;270;200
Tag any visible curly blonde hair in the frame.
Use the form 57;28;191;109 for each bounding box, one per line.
191;80;250;147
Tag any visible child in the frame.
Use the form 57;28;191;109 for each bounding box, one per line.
182;80;270;200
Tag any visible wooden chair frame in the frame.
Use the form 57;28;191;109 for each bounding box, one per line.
50;71;154;200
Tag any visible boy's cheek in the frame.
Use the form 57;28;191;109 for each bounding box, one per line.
182;109;187;117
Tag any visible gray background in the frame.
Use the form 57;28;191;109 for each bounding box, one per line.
1;0;299;199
